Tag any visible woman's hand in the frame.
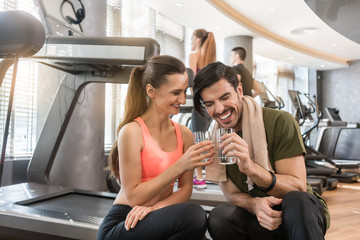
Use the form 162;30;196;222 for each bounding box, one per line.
177;140;214;172
125;205;154;230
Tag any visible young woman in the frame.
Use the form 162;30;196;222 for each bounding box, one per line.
189;28;216;74
97;55;214;240
189;29;216;189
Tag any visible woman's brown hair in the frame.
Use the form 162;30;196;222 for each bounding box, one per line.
193;29;216;68
107;55;186;180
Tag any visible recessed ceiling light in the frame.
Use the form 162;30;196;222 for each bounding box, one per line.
175;3;182;7
290;27;320;35
289;56;294;60
215;26;221;30
269;8;275;12
331;43;336;47
320;64;325;68
257;46;261;49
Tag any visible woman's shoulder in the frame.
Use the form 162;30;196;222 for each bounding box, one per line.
177;124;193;148
178;124;192;136
118;120;142;139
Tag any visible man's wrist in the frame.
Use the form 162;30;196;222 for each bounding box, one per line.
259;171;276;192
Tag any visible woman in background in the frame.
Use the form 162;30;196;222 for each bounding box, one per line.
97;55;214;240
189;29;216;189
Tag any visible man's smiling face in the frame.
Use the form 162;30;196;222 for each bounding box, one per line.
200;78;243;130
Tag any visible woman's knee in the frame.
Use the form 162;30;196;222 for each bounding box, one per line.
208;204;238;232
178;202;207;228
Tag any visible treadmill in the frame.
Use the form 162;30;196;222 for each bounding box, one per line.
0;9;160;240
257;81;284;110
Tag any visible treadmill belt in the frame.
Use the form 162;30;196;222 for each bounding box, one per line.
15;192;114;225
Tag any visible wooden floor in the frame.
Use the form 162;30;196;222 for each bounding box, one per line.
323;179;360;240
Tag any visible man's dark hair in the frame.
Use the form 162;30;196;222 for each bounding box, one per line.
193;61;239;115
231;47;246;61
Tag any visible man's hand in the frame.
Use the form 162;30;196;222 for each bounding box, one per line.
220;132;254;173
251;196;283;231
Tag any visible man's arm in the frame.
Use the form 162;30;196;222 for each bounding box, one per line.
221;133;307;198
251;80;262;98
237;154;307;198
220;178;283;230
219;178;254;212
269;154;307;196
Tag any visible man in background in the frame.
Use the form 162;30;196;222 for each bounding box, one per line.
230;46;261;97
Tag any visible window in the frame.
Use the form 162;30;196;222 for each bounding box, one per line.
254;54;309;114
0;0;39;159
104;0;186;150
1;0;187;155
106;0;185;60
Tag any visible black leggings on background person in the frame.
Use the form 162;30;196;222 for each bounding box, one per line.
208;191;327;240
97;202;207;240
190;108;212;132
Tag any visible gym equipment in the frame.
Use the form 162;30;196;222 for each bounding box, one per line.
0;10;46;187
60;0;85;25
288;90;358;188
288;90;316;126
37;0;84;36
0;7;160;240
257;81;284;109
313;108;360;172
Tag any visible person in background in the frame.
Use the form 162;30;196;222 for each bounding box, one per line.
192;62;329;240
97;55;214;240
230;46;261;97
189;28;216;189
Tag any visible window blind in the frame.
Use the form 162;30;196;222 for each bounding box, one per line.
0;0;38;159
104;0;186;150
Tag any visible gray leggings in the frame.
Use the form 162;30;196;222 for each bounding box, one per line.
97;202;207;240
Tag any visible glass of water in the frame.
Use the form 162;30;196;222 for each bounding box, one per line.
216;128;236;165
193;131;212;162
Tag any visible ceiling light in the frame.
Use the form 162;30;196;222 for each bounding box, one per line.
175;3;182;7
290;27;320;35
215;26;221;30
331;43;336;47
320;64;325;68
269;8;275;12
289;56;294;60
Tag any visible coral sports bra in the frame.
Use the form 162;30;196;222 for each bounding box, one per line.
134;117;183;182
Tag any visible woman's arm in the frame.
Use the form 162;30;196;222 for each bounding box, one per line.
119;122;213;207
123;124;213;231
189;52;198;76
151;126;196;209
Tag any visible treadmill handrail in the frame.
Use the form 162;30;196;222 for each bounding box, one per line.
32;36;160;67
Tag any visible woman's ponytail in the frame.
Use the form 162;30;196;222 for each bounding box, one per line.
200;31;216;68
107;66;147;180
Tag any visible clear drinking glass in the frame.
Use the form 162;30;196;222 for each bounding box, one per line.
193;131;212;162
216;128;236;165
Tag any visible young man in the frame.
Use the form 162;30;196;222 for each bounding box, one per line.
193;62;329;240
230;46;261;97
